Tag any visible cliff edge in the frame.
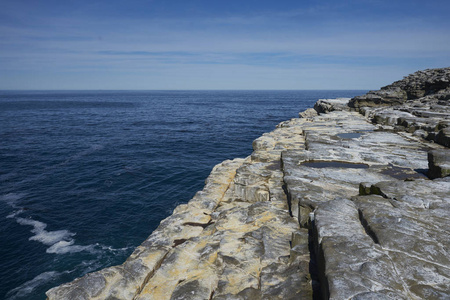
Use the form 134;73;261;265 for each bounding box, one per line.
47;68;450;299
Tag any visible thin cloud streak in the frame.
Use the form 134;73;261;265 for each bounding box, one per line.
0;0;449;89
1;62;415;90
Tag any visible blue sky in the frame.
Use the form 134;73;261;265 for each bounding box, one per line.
1;0;449;90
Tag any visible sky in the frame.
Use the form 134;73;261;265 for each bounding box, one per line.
0;0;449;90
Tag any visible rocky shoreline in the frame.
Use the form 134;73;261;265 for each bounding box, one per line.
47;68;450;299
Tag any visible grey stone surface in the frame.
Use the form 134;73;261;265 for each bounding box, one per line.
428;149;450;179
314;98;351;114
299;107;318;119
350;68;450;147
353;178;450;299
349;67;450;108
280;83;448;299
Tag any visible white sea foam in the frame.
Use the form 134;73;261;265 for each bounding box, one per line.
4;241;133;299
5;271;62;300
14;216;96;254
29;228;75;246
6;209;24;219
4;242;132;299
16;217;47;231
16;217;74;245
5;193;131;257
99;244;134;253
46;240;95;254
0;192;26;208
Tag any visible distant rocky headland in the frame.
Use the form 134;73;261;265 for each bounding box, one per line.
47;68;450;299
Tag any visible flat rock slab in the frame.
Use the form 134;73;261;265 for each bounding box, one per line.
282;110;439;226
281;108;449;299
353;178;450;299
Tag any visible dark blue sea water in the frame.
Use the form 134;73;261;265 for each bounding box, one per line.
0;90;366;299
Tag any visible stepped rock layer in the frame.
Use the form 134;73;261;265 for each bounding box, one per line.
47;68;449;299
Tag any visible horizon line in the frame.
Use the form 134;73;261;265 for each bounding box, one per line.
0;88;371;92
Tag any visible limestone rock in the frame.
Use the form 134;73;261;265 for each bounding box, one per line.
347;68;450;147
428;149;450;179
299;108;318;119
281;103;448;299
313;98;351;114
314;198;408;299
349;67;450;108
352;178;450;299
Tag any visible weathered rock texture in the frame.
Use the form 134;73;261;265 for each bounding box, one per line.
349;67;450;148
47;68;449;299
282;106;449;299
428;149;450;179
350;67;450;108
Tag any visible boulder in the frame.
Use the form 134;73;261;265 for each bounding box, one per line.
313;98;351;113
299;108;318;119
349;67;450;108
428;149;450;179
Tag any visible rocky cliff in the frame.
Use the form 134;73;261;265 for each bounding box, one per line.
47;68;450;299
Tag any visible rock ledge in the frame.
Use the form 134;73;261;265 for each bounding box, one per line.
47;69;449;299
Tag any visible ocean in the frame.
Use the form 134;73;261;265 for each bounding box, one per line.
0;90;366;299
